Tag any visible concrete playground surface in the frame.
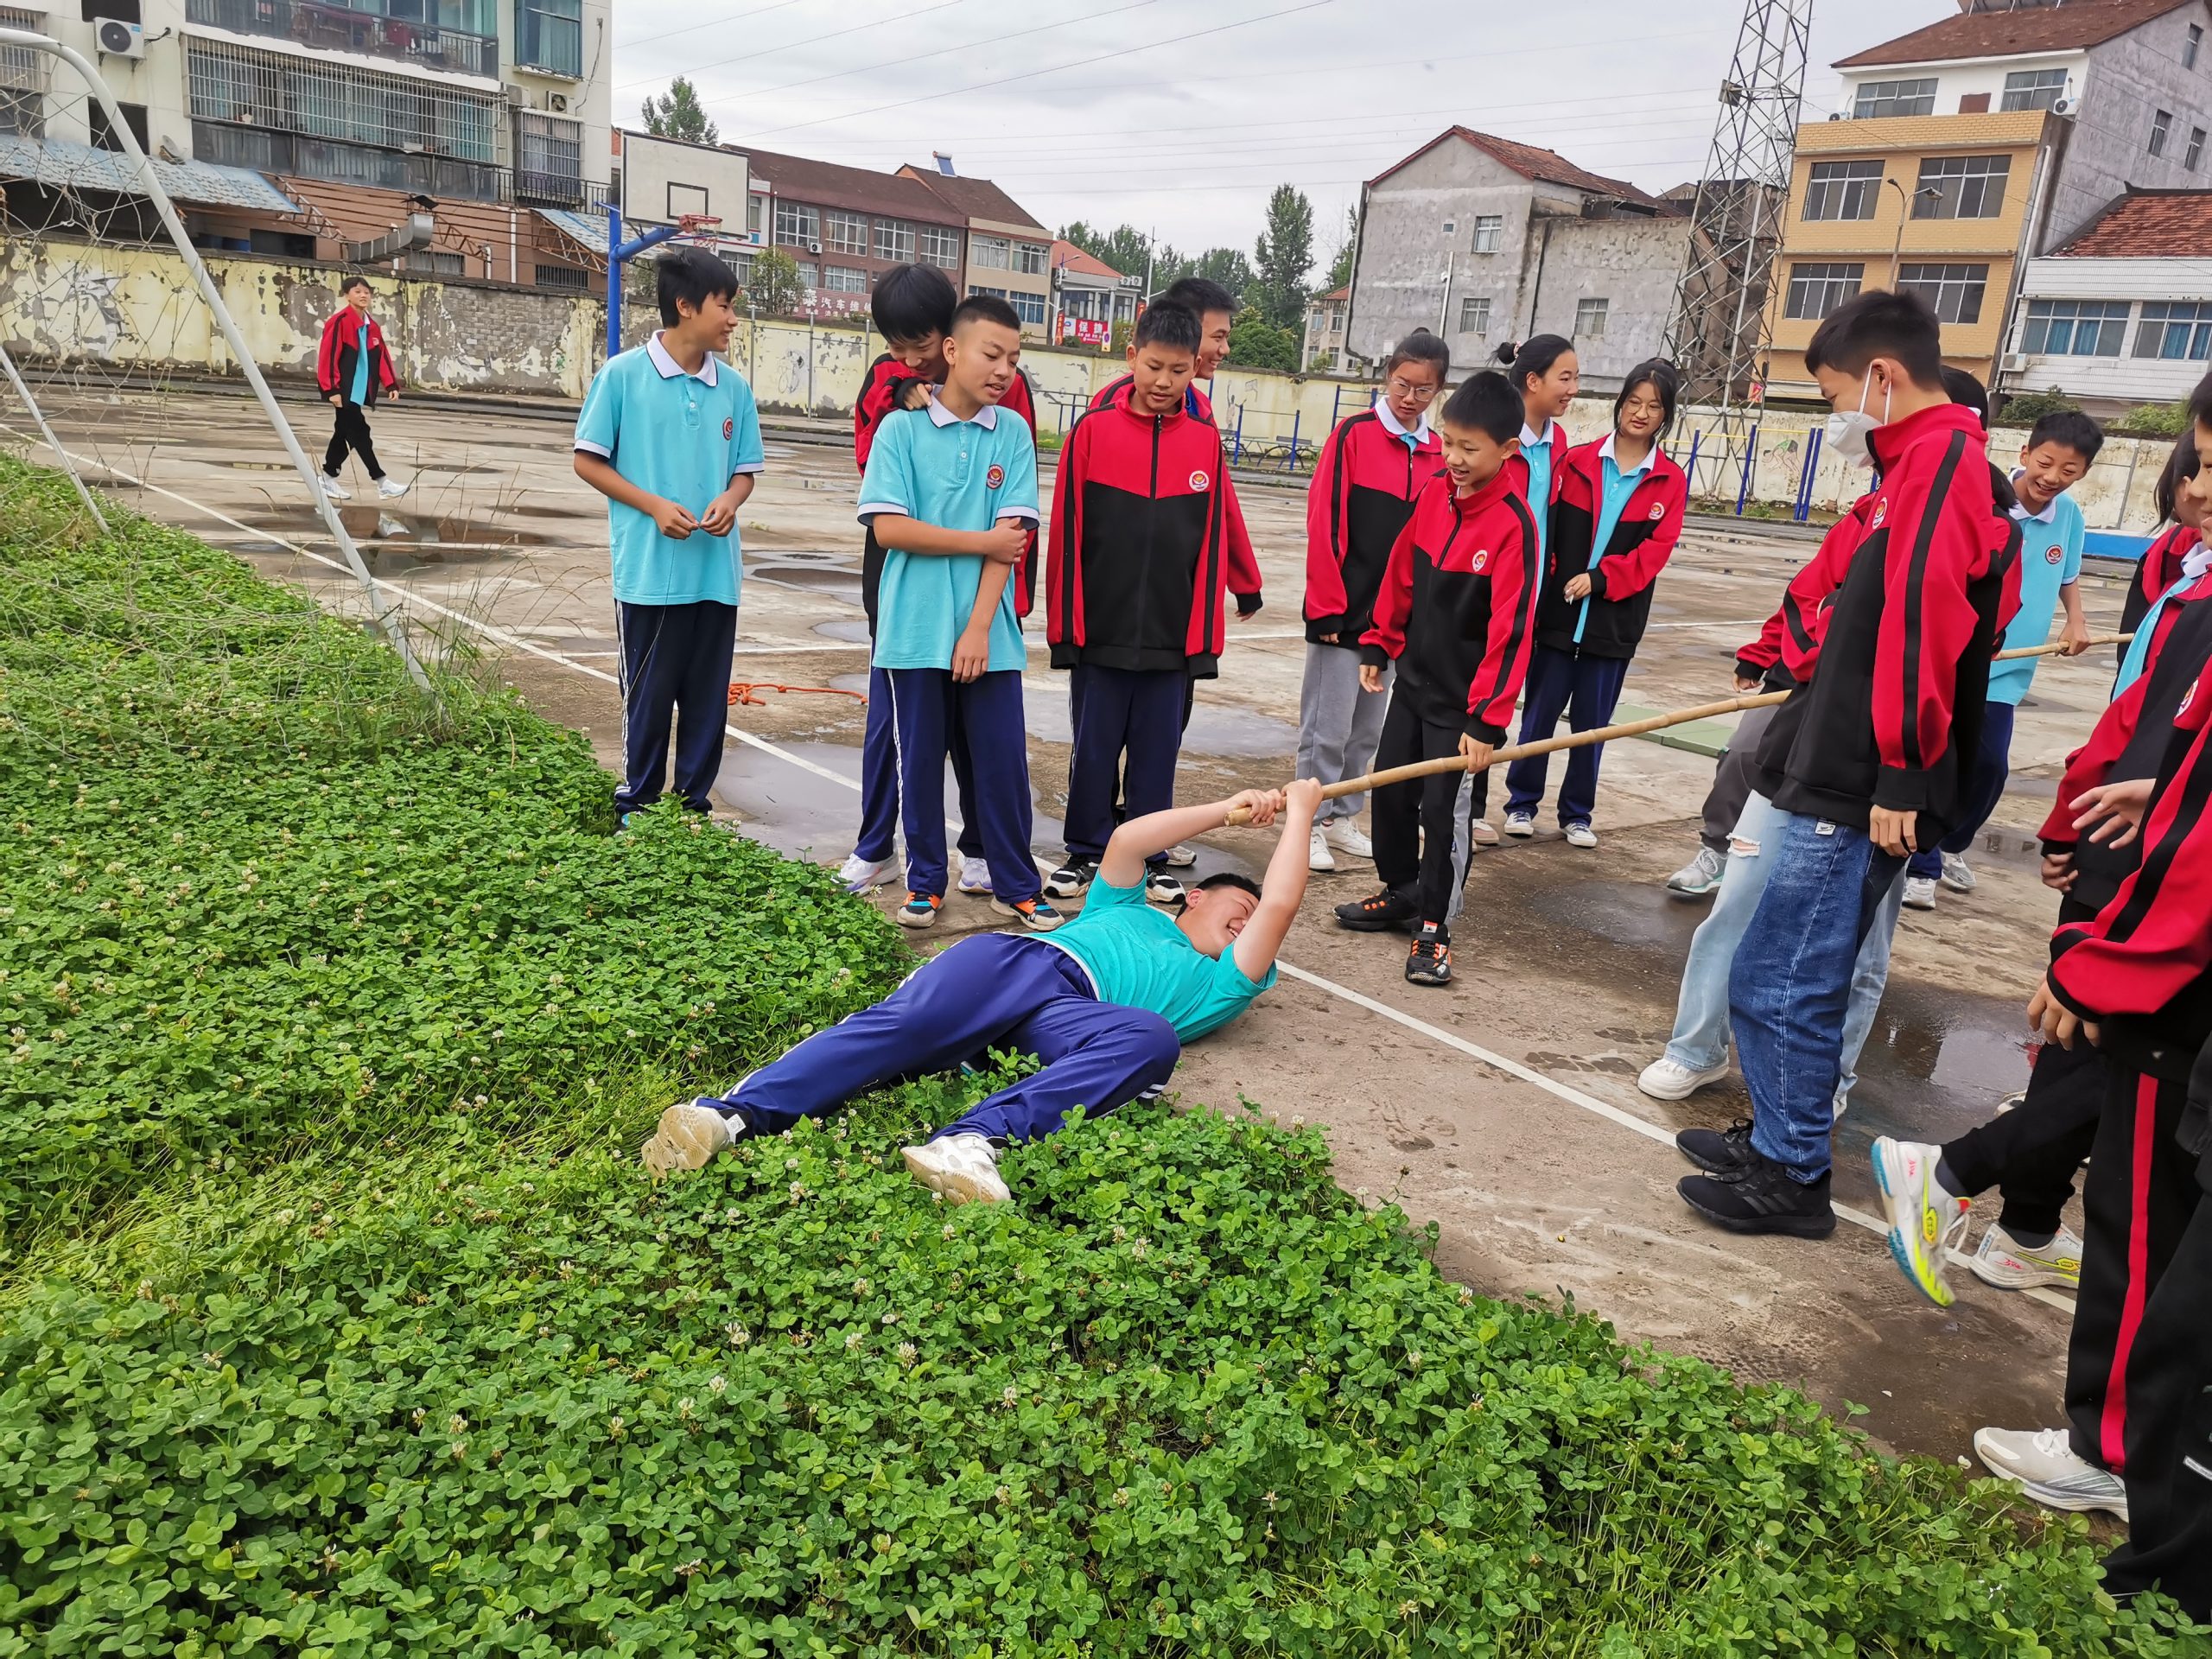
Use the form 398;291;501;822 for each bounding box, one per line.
10;380;2139;1481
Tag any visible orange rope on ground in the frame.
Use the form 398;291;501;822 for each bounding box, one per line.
728;682;870;708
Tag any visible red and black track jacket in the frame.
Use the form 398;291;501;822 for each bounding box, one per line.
315;307;397;408
1736;491;1879;689
1763;404;2023;839
854;355;1040;620
1303;408;1441;646
2120;523;2204;651
2048;660;2212;1078
1047;386;1233;677
1535;437;1688;660
1090;375;1262;612
1359;467;1539;742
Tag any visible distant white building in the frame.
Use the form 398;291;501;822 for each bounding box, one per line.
1303;284;1349;371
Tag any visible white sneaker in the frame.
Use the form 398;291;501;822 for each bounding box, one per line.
1144;869;1185;906
1164;842;1197;868
1637;1053;1731;1101
1904;876;1938;911
1503;812;1535;838
1871;1136;1970;1306
902;1133;1010;1205
1323;819;1373;860
1973;1427;2128;1521
1970;1223;2082;1292
837;852;895;893
319;474;352;501
376;475;410;499
1939;851;1976;893
1563;822;1598;849
957;857;993;894
640;1098;740;1177
1469;817;1499;847
1307;826;1337;872
1667;846;1725;897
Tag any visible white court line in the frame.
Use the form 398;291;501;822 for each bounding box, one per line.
30;425;2069;1321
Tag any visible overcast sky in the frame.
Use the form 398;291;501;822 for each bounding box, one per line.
614;0;1942;264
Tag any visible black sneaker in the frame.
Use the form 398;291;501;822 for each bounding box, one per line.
1045;859;1097;899
1335;887;1417;932
1405;922;1452;986
1679;1154;1836;1238
1676;1117;1755;1174
1144;869;1186;906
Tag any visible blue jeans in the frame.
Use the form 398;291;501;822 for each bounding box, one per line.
1907;700;2016;879
1728;811;1909;1180
1663;794;1901;1115
1503;645;1632;827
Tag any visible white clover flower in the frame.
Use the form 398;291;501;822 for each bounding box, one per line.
896;1342;917;1365
845;1332;863;1350
1001;1385;1019;1408
448;1413;467;1435
709;1375;728;1395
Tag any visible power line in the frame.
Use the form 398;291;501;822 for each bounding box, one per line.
618;0;815;56
615;0;977;92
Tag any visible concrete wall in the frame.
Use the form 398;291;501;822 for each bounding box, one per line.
1839;52;2088;119
2057;6;2212;248
1523;216;1693;390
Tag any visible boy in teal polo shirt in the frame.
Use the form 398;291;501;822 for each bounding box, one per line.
1904;408;2100;908
855;294;1054;931
573;247;765;819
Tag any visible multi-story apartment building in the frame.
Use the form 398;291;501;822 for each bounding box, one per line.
1303;284;1350;370
742;147;969;321
1764;0;2212;393
898;162;1053;340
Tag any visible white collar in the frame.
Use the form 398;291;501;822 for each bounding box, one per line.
1373;397;1432;446
2183;542;2212;583
926;390;998;429
2009;467;2059;524
1599;430;1657;477
1520;418;1559;448
647;331;718;386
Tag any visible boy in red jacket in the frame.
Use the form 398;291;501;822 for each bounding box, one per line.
1045;303;1234;907
1679;291;2019;1237
1332;371;1538;987
315;274;406;501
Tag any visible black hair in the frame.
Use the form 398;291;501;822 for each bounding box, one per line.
1803;289;1942;387
655;245;737;327
951;293;1022;335
1494;333;1573;395
1193;871;1262;901
1132;301;1202;355
1384;329;1451;382
1439;370;1523;445
339;272;372;295
2192;367;2212;433
870;262;958;345
1160;276;1236;321
1614;358;1680;438
2155;432;2200;524
1938;365;1988;427
2028;408;2105;465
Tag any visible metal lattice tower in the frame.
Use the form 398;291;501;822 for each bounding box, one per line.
1662;0;1814;487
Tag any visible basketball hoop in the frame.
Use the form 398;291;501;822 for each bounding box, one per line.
676;213;724;239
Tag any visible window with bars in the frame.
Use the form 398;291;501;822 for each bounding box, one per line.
2152;109;2174;156
2135;301;2212;360
773;200;817;246
400;250;467;276
1471;213;1503;251
0;6;44;136
2022;299;2131;356
1852;78;1936;118
535;264;589;291
1458;296;1491;334
185;38;498;161
512;109;582;205
515;0;582;76
1007;289;1046;327
1575;296;1609;338
1914;154;2009;219
971;234;1008;269
1999;68;2068;111
874;218;915;261
1802;159;1883;220
824;211;868;256
822;265;868;293
1015;240;1047;275
918;224;960;268
1783;261;1863;320
1897;262;1988;324
2189;22;2203;67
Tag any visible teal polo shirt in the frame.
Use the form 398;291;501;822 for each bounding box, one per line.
1047;876;1276;1041
857;393;1038;672
1986;478;2084;705
574;333;766;607
1573;431;1656;646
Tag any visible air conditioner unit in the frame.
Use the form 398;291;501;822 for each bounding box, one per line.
808;240;822;254
2001;352;2029;372
94;17;144;57
2052;96;2078;117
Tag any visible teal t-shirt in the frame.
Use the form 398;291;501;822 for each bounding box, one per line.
857;395;1038;672
1574;442;1653;645
573;334;766;607
1047;876;1276;1042
1986;485;2085;705
1520;420;1560;575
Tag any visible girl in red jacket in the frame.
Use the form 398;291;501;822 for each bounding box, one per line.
314;274;406;501
1503;359;1688;845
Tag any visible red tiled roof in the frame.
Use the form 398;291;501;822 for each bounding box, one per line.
2051;187;2212;256
1051;238;1124;279
741;148;963;226
1835;0;2200;67
1367;126;1661;208
1314;284;1350;302
899;167;1048;234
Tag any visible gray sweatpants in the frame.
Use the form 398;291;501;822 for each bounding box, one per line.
1295;642;1392;823
1699;701;1777;855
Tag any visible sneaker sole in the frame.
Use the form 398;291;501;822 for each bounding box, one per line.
1870;1144;1955;1307
901;1146;1007;1205
1665;879;1721;898
1679;1185;1836;1237
1675;1140;1752;1175
1972;1446;2127;1521
896;909;938;929
1503;823;1535;838
1637;1065;1731;1102
1405;970;1452;986
1335;912;1412;933
1164;848;1197;868
989;899;1063;931
641;1105;728;1178
1940;878;1975;893
1967;1258;2080;1293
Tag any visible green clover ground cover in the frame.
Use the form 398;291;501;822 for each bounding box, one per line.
1;459;2205;1656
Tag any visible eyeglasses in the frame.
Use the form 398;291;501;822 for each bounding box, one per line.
1386;378;1440;403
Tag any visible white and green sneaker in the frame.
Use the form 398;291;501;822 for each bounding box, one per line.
1973;1427;2128;1521
1970;1223;2082;1292
1872;1136;1970;1306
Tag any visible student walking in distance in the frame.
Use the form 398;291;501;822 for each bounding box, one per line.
1903;409;2101;911
640;781;1324;1205
856;294;1056;933
573;247;765;821
1675;290;2020;1239
1045;303;1234;908
1503;359;1687;849
1492;334;1579;840
1334;372;1538;987
1298;330;1448;873
315;274;409;501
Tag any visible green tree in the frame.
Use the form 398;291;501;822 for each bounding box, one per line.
1227;306;1299;372
1249;184;1315;330
747;247;804;317
1189;247;1255;301
1059;220;1153;280
1325;206;1357;290
641;76;718;145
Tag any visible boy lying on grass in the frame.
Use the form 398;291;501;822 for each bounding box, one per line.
643;781;1321;1202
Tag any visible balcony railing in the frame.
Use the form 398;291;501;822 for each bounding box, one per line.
192;118;603;210
186;0;499;81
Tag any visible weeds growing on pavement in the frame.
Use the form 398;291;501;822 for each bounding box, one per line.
1;457;2204;1656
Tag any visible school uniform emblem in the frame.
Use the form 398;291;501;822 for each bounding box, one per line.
1870;498;1888;531
2183;677;2200;718
1189;470;1209;491
986;463;1005;489
722;417;734;440
1648;503;1664;519
2044;543;2063;564
1471;549;1490;573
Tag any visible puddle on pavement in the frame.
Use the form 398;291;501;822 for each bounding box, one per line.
747;549;862;607
812;618;873;644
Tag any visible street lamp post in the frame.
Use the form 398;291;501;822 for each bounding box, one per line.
1885;179;1942;287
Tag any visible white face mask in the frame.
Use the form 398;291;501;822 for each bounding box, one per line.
1825;373;1890;467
